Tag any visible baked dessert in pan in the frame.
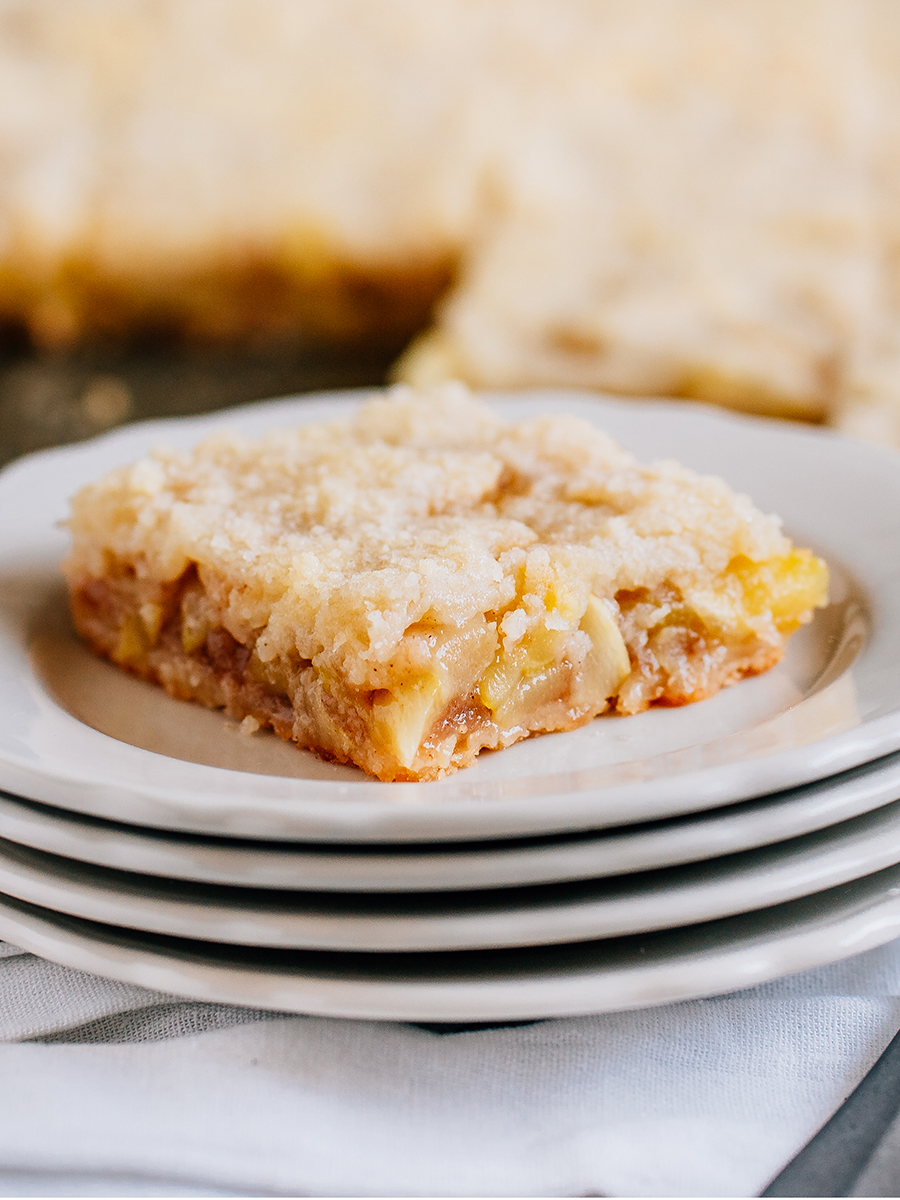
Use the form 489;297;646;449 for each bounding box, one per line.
64;385;828;781
7;0;900;443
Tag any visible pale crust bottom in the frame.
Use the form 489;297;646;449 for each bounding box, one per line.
68;565;782;782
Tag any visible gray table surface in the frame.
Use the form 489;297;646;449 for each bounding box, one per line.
0;343;393;469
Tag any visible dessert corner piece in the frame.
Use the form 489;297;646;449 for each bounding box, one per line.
64;384;829;782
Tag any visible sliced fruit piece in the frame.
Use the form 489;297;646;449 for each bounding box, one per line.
180;583;211;653
372;674;444;770
730;549;829;634
576;595;631;704
482;594;630;730
690;550;829;638
115;612;149;665
370;617;498;769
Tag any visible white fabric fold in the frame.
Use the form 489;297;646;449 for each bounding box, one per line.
1;939;900;1196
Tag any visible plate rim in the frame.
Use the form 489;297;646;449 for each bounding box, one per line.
1;793;900;951
1;866;899;1020
2;747;900;891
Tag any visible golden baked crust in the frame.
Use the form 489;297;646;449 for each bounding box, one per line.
64;384;828;780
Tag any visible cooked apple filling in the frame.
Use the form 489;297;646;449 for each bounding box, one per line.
64;384;828;781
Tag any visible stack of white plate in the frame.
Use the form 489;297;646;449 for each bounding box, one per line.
2;389;900;1023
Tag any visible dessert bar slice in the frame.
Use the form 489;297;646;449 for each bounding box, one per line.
65;385;828;781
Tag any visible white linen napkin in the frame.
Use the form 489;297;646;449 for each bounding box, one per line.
1;939;900;1196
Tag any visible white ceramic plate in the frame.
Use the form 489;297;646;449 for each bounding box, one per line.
2;747;900;891
2;864;900;1020
2;797;900;950
0;389;894;843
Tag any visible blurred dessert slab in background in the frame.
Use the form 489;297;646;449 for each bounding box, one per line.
3;0;900;456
